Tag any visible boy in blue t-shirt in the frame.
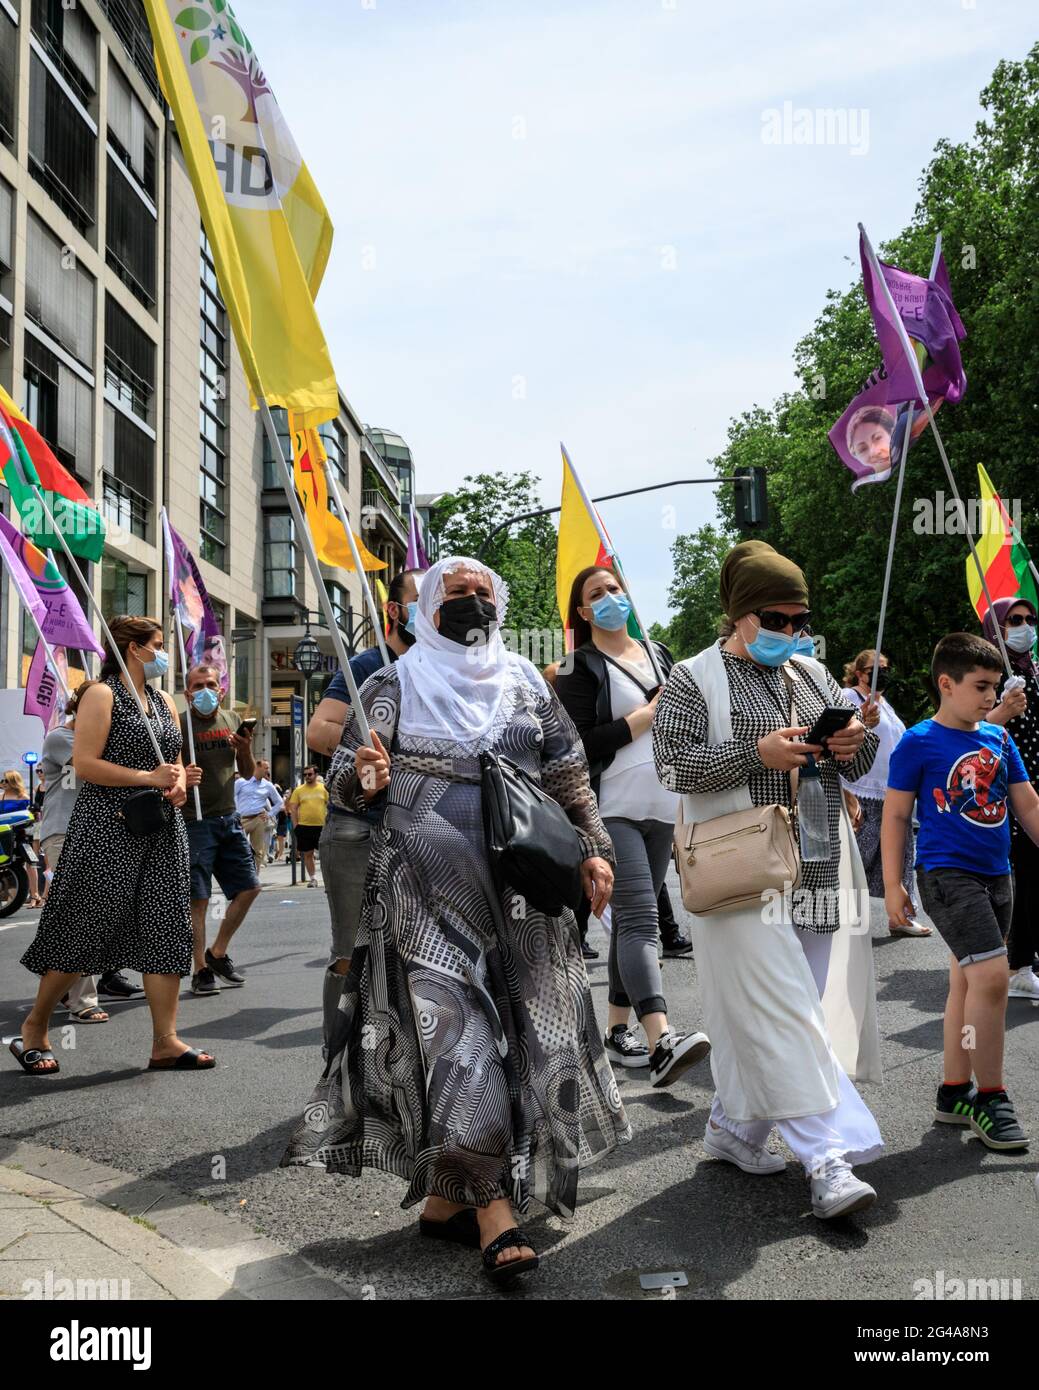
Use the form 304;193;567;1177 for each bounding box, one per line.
884;632;1037;1151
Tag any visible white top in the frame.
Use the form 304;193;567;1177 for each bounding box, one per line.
598;655;678;824
840;687;906;800
234;776;284;817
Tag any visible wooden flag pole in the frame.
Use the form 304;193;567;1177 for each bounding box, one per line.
858;225;1014;677
259;403;374;746
321;461;390;665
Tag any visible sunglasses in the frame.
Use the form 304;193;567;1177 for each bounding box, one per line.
753;608;812;634
1006;613;1036;627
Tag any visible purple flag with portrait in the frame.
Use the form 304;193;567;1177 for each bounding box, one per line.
405;505;430;571
161;512;228;693
24;640;68;732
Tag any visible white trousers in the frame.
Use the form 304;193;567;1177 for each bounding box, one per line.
709;928;884;1175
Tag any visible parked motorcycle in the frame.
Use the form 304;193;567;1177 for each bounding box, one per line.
0;808;37;918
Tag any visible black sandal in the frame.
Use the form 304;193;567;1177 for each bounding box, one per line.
147;1047;216;1070
419;1208;481;1249
9;1038;60;1075
482;1228;539;1288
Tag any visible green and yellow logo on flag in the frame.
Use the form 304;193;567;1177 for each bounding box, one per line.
144;0;337;425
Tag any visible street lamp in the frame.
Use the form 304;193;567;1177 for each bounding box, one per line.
291;630;322;677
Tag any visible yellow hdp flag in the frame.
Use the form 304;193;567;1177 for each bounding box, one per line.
143;1;337;425
556;443;613;647
289;416;385;571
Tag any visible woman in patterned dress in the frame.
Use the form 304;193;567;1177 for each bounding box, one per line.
653;541;885;1220
12;616;214;1075
282;557;628;1287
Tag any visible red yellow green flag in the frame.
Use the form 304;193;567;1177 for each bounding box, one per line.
289;414;385;572
967;465;1039;620
555;443;642;645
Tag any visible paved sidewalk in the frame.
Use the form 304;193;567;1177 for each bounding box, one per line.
0;1143;351;1302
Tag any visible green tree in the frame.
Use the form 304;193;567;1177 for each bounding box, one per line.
651;523;735;658
429;472;559;635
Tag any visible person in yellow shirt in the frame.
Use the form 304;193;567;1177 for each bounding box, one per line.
287;766;329;887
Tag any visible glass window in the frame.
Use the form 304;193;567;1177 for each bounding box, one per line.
27;53;97;234
102;401;152;540
107;62;156;197
31;0;97;102
101;556;147;618
104;296;155;425
0;177;13;275
264;513;296;597
24;333;94;483
106;154;157;310
25;211;96;366
95;0;161;102
0;10;15;151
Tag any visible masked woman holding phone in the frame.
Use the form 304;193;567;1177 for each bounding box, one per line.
653;541;884;1220
555;565;710;1086
12;616;214;1075
282;557;628;1289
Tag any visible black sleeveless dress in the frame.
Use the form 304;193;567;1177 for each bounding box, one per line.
21;677;192;978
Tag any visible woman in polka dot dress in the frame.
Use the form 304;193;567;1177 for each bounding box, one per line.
12;616;216;1075
984;597;1039;1002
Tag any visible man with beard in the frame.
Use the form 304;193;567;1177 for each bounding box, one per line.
307;569;425;1051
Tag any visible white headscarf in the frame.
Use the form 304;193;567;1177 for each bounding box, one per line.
394;555;549;753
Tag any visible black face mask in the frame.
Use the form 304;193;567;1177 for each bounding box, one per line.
867;668;888;693
392;611;416;648
437;595;498;647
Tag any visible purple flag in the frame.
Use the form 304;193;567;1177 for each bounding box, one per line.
0;513;48;632
828;366;946;491
0;513;102;654
161;511;228;692
24;640;68;732
405;505;429;570
859;232;967;405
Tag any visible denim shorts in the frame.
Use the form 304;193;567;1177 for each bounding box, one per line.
915;866;1013;966
186;813;260;902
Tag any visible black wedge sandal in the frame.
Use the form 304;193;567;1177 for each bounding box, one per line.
481;1228;539;1289
418;1208;481;1249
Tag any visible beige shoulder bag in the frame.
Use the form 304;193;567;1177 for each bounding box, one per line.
673;666;801;916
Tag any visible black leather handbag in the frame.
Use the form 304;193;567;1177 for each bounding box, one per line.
480;752;584;916
119;788;168;838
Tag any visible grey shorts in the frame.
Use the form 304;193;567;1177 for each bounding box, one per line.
319;811;372;961
916;866;1013;967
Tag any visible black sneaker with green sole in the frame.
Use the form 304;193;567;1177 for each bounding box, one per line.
934;1084;977;1126
970;1091;1029;1151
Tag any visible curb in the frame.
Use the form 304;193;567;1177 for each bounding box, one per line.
0;1140;352;1301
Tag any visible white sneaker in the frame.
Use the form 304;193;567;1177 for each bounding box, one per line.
1008;966;1039;1003
702;1121;785;1175
810;1161;876;1219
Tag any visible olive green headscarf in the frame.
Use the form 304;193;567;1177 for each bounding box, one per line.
719;540;809;621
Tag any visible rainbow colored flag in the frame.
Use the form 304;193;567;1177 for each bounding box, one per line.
0;385;105;562
967;464;1039;620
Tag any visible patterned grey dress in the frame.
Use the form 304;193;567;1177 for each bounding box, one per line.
281;666;630;1217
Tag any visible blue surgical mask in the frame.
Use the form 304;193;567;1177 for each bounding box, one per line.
140;648;169;680
590;592;632;631
1006;624;1036;654
405;601;418;635
793;634;816;657
191;688;219;716
746;623;800;668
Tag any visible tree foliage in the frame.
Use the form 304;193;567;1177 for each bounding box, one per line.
660;45;1039;719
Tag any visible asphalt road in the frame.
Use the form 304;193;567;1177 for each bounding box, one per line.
2;869;1038;1301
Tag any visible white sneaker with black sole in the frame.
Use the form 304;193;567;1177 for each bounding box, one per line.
702;1121;785;1174
810;1162;876;1219
649;1029;711;1088
603;1024;650;1069
1008;966;1039;1003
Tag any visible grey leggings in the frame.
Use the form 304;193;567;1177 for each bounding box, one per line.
602;817;674;1020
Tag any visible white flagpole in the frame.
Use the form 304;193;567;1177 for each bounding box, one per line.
561;443;665;686
46;549;95;679
859;224;1013;677
259;403;373;745
159;508;203;820
869;400;914;705
321;461;390;665
28;485;166;763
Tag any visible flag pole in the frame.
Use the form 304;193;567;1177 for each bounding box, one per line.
28;485;166;763
869;401;914;704
859;225;1013;677
321;461;390;665
258;403;373;745
561;444;665;685
159;508;203;820
0;542;72;702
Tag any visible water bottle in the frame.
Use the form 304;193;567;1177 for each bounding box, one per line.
797;753;831;862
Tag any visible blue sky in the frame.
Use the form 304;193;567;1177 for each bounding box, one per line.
242;0;1036;624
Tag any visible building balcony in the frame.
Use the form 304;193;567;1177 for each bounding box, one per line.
360;431;401;502
361;489;408;550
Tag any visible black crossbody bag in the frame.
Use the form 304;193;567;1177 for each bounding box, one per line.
479;752;584;916
118;689;170;838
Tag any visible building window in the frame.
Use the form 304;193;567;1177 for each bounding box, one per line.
327;581;349;631
27;52;97;234
0;8;16;151
101;556;147;618
106;154;156;309
199;232;228;570
25;210;96;367
31;0;97;105
103;401;152;540
0;176;12;353
261;406;291;491
95;0;161;103
106;62;156;198
23;333;94;484
264;513;296;598
233;613;258;715
104;296;155;426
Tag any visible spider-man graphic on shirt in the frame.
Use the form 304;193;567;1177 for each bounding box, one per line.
931;742;1008;827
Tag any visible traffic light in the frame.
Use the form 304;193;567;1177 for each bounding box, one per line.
734;465;768;531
